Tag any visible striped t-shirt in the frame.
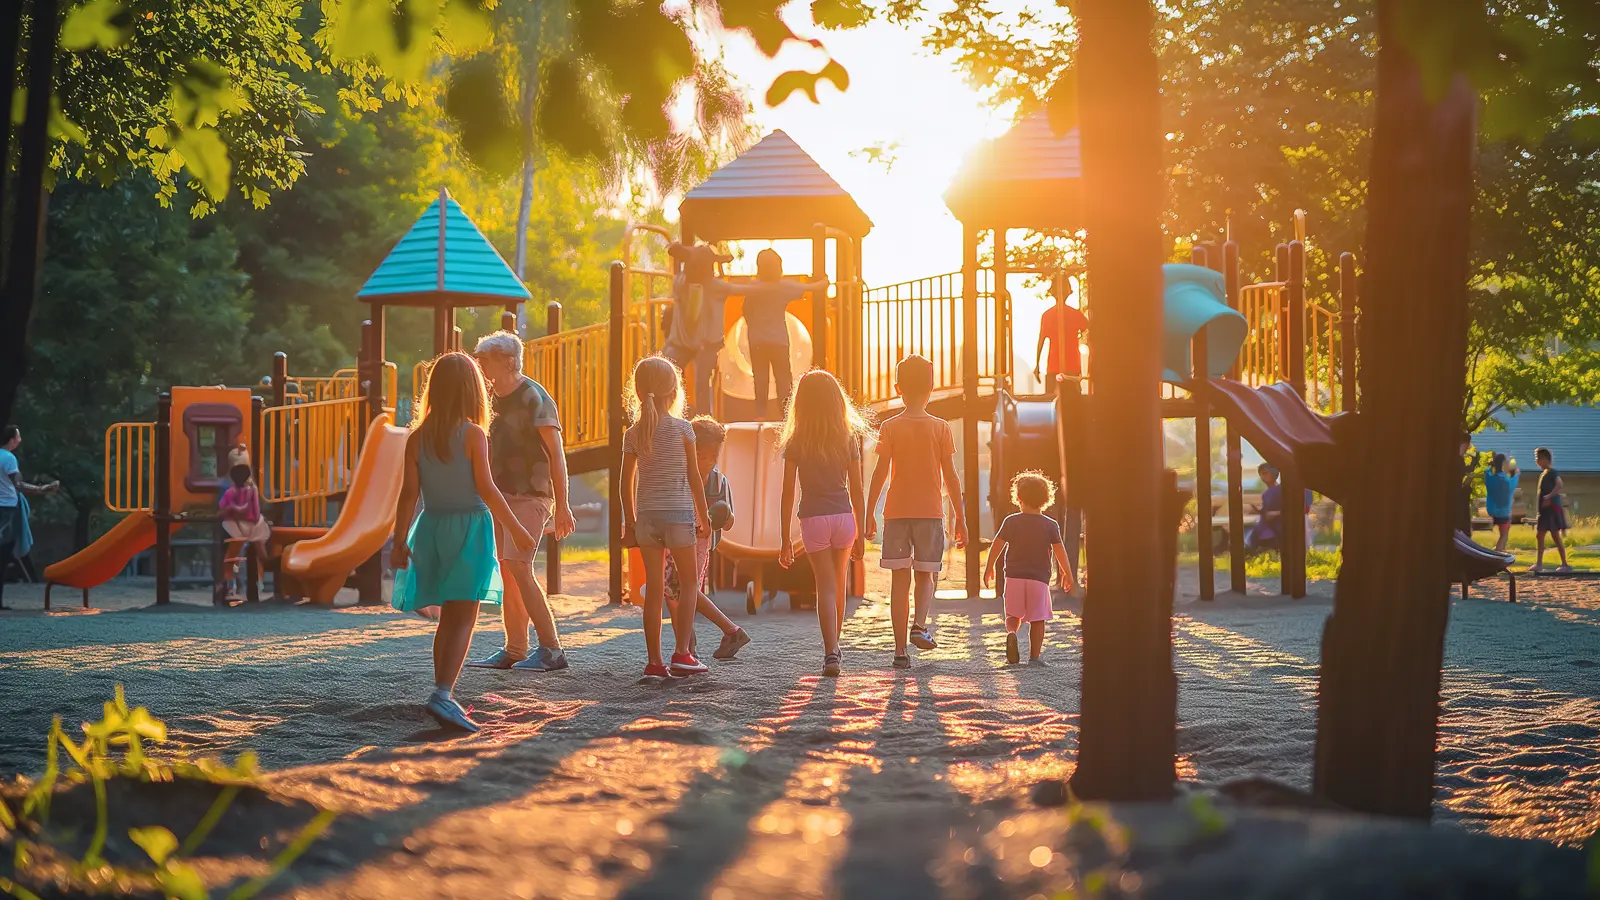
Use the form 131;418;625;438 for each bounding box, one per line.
623;416;697;518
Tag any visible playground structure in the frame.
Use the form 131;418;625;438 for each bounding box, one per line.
55;117;1514;609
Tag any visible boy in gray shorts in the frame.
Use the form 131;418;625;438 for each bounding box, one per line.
865;355;967;668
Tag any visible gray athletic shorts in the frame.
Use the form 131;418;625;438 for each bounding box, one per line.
879;518;945;573
635;510;696;549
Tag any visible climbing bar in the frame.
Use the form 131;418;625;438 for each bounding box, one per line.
104;422;157;513
259;396;364;507
524;321;611;452
1237;282;1288;388
860;269;999;407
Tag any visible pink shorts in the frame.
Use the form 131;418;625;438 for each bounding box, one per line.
1004;577;1053;622
799;513;857;554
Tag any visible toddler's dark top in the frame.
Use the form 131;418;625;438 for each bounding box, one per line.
996;512;1063;583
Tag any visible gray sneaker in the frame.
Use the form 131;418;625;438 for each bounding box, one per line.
465;648;524;670
910;625;937;650
424;695;479;733
712;628;751;660
511;646;569;672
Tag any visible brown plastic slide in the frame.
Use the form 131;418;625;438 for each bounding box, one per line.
1206;378;1515;587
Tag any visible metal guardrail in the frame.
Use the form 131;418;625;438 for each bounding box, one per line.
260;396;364;525
860;270;1000;407
104;422;157;512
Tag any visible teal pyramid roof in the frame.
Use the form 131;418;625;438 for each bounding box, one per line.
358;189;531;306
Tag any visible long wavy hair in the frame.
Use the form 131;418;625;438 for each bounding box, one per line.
626;356;685;456
779;369;871;469
415;351;490;463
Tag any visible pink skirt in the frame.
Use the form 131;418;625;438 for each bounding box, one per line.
223;518;271;545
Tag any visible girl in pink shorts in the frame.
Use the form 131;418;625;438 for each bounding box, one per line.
778;370;872;677
984;471;1074;665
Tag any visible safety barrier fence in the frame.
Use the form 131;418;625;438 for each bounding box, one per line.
260;396;365;525
104;422;157;513
860;270;1001;407
525;321;612;452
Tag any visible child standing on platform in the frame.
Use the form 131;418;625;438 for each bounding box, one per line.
984;472;1072;665
865;354;967;670
741;248;829;420
391;352;538;733
779;370;870;677
663;416;752;660
621;356;712;678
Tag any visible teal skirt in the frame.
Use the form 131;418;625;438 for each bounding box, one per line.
392;507;503;611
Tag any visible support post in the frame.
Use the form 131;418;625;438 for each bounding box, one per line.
154;393;173;606
433;305;453;357
1288;240;1307;397
370;302;387;373
502;309;518;334
453;325;464;353
351;338;386;606
546;300;564;596
1193;328;1213;601
961;225;982;598
1339;252;1359;411
812;223;829;370
248;396;263;603
1223;241;1247;594
271;352;288;408
608;262;627;605
995;227;1010;399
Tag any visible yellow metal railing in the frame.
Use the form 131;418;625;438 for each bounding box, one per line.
1306;301;1342;414
1237;282;1287;388
859;270;1000;407
525;321;611;451
105;422;157;513
289;364;397;406
260;396;364;525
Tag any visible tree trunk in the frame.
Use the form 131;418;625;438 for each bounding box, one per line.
0;0;60;430
74;500;91;552
512;74;539;337
1312;0;1476;819
1069;0;1176;802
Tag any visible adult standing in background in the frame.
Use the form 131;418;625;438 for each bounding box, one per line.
0;425;58;609
467;333;575;671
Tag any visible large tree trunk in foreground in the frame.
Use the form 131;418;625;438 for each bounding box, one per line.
1070;0;1176;802
1313;0;1476;819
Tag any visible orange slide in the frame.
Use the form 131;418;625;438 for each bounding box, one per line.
281;415;409;604
43;511;159;596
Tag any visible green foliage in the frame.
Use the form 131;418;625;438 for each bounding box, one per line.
2;686;336;900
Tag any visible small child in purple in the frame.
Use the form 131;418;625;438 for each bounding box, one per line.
984;471;1073;665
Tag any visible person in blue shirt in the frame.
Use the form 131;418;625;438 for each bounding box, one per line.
1246;464;1313;555
1483;452;1518;552
0;425;59;609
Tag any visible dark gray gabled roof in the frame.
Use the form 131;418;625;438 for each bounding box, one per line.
679;130;872;241
1473;404;1600;474
945;111;1083;230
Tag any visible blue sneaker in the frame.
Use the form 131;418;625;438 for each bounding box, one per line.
465;648;524;670
511;646;569;672
424;695;479;733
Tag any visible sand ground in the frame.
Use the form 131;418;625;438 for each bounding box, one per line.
1;553;1596;898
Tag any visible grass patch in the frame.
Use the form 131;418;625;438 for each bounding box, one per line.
1179;548;1343;582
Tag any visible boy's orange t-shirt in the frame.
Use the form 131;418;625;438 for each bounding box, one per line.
878;411;956;520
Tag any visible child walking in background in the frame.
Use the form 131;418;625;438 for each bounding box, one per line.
391;352;538;733
663;416;752;660
1484;453;1518;553
984;472;1073;665
1533;446;1573;573
779;370;870;677
865;355;966;670
621;356;712;678
742;249;829;420
219;463;270;597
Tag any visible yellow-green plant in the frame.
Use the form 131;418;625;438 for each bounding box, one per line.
0;686;335;900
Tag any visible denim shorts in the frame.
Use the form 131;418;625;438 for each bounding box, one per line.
879;518;945;573
635;510;696;549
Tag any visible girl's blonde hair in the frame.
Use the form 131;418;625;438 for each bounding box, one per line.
626;356;685;455
415;351;490;463
779;369;872;469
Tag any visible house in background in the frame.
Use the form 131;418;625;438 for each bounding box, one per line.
1471;404;1600;522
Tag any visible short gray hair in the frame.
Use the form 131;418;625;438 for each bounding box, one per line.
474;330;523;372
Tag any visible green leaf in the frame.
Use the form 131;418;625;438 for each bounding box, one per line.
171;127;232;201
126;707;168;742
537;57;611;161
0;876;44;900
129;826;179;865
811;0;871;30
719;0;805;56
60;0;133;51
171;60;241;130
764;60;849;106
1046;69;1077;136
327;0;441;86
157;860;208;900
440;0;492;54
442;55;526;177
0;797;15;830
1587;829;1599;895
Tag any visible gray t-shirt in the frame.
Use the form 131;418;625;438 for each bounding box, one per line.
623;416;697;518
489;376;561;497
741;281;808;347
996;512;1063;583
665;276;737;354
785;442;858;519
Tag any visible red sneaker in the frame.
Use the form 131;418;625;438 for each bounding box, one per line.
642;662;674;678
670;651;709;676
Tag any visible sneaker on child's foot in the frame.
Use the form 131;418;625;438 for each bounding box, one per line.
1005;632;1020;665
642;662;674;679
670;651;709;676
892;655;911;670
1028;657;1048;667
512;646;569;672
910;625;937;650
713;628;751;660
822;652;842;677
466;648;525;669
424;695;479;733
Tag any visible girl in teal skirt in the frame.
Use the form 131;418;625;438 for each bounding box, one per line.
392;352;537;733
